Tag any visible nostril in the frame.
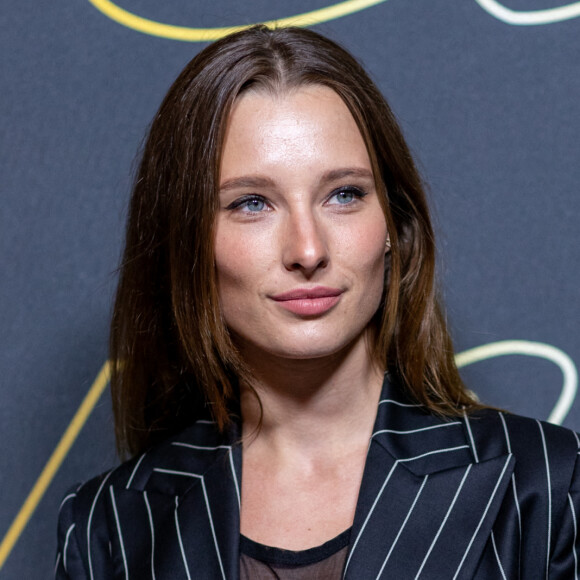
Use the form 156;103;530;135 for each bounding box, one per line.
287;255;329;276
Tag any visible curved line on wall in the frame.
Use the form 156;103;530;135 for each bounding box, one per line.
475;0;580;25
455;340;578;425
0;362;111;570
87;0;389;42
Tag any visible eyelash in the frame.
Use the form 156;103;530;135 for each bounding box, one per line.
327;186;368;205
225;195;269;213
225;186;368;213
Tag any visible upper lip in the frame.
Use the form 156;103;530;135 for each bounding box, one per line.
270;286;344;301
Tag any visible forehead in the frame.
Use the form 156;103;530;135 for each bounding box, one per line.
220;85;372;182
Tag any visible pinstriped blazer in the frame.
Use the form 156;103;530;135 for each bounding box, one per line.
55;376;580;579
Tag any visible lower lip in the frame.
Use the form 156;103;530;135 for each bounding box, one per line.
274;295;341;316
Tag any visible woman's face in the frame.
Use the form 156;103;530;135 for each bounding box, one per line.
215;85;388;363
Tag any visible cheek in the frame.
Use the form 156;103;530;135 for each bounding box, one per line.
214;242;252;333
214;223;275;303
344;218;389;316
215;240;250;306
340;215;388;276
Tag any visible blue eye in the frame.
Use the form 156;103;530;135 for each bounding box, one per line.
334;190;355;204
226;195;267;213
329;186;366;205
243;198;265;212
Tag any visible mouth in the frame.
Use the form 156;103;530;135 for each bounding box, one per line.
270;286;343;316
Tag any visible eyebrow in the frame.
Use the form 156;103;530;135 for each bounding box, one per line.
320;167;374;184
219;176;275;193
218;167;374;193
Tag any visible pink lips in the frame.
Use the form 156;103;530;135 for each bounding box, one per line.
270;286;343;316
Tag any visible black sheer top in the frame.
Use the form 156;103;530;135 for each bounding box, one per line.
239;528;351;579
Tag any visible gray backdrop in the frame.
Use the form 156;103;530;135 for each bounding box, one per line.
1;0;579;576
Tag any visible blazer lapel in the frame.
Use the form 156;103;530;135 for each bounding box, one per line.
104;422;242;580
100;377;514;580
344;377;514;580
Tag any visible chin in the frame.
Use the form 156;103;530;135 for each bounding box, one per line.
260;331;369;362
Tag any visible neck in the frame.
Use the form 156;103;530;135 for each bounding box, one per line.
239;336;384;452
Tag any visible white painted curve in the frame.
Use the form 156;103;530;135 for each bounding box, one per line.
475;0;580;25
455;340;578;425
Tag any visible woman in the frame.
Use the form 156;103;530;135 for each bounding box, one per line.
56;25;580;579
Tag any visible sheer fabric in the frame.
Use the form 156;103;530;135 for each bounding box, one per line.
239;528;350;579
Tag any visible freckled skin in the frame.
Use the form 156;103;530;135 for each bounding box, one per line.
215;86;388;363
216;86;389;549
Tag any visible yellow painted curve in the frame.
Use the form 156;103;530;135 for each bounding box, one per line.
87;0;389;41
0;362;111;570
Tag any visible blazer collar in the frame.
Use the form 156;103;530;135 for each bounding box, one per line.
106;420;242;579
370;375;475;474
106;376;513;579
344;375;514;579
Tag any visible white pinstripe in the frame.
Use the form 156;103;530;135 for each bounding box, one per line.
126;453;146;489
463;411;479;463
499;412;523;573
152;468;226;580
229;447;241;508
568;494;578;580
372;422;462;439
375;474;429;579
453;454;513;579
153;468;202;477
200;477;226;580
171;442;232;451
174;497;192;580
498;413;523;569
415;465;472;579
54;552;61;576
55;495;75;574
143;491;156;580
491;531;508;580
109;486;129;580
399;445;470;464
62;523;75;574
378;399;422;408
537;420;552;580
58;492;77;512
343;462;399;576
87;470;113;580
498;413;512;454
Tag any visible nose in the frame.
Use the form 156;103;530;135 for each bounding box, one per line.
282;209;329;275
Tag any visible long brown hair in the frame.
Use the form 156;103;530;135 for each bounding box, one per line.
111;25;481;458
